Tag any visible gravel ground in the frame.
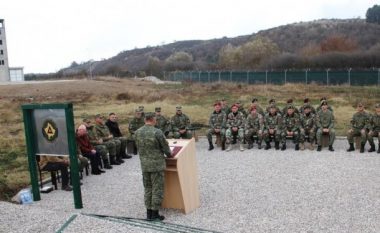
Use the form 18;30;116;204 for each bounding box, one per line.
1;138;380;233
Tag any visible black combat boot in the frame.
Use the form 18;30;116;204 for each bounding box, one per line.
151;210;165;221
117;155;125;163
360;143;365;153
347;143;355;152
221;140;226;151
317;145;322;151
208;139;214;151
275;142;280;150
328;145;334;152
146;209;152;221
110;156;121;165
264;142;271;150
122;152;132;159
103;159;113;169
257;142;262;150
281;143;286;151
247;143;253;149
378;144;380;153
368;142;376;152
295;144;299;151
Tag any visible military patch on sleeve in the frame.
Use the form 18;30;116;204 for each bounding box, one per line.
42;119;58;142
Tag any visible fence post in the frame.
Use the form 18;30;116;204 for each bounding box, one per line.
326;68;330;86
305;69;308;84
198;71;201;83
208;71;210;83
246;71;249;84
265;70;268;85
230;71;232;82
219;71;221;83
284;69;287;84
348;68;351;86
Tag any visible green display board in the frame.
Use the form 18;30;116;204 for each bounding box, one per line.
22;103;82;209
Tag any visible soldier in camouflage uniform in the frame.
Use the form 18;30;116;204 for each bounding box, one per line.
263;105;282;150
135;112;172;221
266;99;281;114
154;107;170;137
235;100;248;117
316;101;335;152
300;104;317;150
83;118;113;169
95;114;123;165
299;98;316;115
281;99;299;116
128;109;145;155
316;97;333;113
170;106;192;139
347;103;371;153
105;113;131;159
244;107;264;149
368;104;380;153
250;98;265;115
207;102;226;151
226;104;245;151
281;105;301;151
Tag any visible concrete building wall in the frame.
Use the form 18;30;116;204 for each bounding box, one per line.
0;19;10;82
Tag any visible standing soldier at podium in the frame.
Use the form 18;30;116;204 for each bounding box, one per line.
135;112;172;221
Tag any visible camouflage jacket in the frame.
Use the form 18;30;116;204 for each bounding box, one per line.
209;110;226;129
129;117;145;135
155;115;170;133
95;123;112;141
86;126;100;145
264;113;282;131
369;113;380;131
300;113;316;131
238;107;248;117
135;125;171;172
226;111;245;129
283;113;301;131
171;113;191;132
250;105;265;116
350;111;370;130
282;106;299;116
316;110;335;129
245;113;264;131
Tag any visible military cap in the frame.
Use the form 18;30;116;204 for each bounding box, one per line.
375;103;380;108
155;107;161;112
176;106;182;110
304;98;310;103
83;118;91;123
135;108;142;113
269;99;275;104
286;99;293;104
95;114;104;119
320;100;328;106
304;104;311;109
269;104;276;109
320;97;327;102
144;112;156;120
252;98;258;103
214;102;221;106
287;104;295;109
231;104;239;109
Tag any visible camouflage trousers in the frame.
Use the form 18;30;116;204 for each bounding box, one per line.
368;130;380;144
347;128;367;144
94;145;108;160
172;130;192;139
114;137;127;155
244;129;263;144
316;128;336;146
300;128;316;143
142;171;164;210
263;129;281;143
225;128;244;144
103;139;121;157
207;128;225;142
281;129;300;144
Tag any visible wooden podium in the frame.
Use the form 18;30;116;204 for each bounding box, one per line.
162;138;200;214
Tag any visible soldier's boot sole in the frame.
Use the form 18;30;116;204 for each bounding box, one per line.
239;144;245;151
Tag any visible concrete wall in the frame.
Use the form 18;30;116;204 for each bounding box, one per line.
0;19;10;82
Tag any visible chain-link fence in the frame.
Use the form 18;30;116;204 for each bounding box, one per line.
165;70;380;86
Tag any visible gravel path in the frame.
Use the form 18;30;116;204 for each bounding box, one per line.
1;139;380;233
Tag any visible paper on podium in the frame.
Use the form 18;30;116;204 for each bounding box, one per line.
169;146;182;157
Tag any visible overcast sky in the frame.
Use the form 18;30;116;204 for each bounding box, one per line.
2;0;378;73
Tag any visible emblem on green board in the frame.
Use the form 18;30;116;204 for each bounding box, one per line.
42;119;58;142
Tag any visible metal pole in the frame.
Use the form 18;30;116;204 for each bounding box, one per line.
208;71;210;83
326;69;330;86
198;71;201;83
348;68;351;86
266;70;268;84
219;71;221;83
284;69;287;84
246;71;249;84
230;71;232;82
305;69;308;84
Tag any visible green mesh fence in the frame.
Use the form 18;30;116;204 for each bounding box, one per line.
166;70;380;86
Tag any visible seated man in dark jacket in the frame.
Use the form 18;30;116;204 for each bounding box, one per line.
105;112;132;159
76;124;105;175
